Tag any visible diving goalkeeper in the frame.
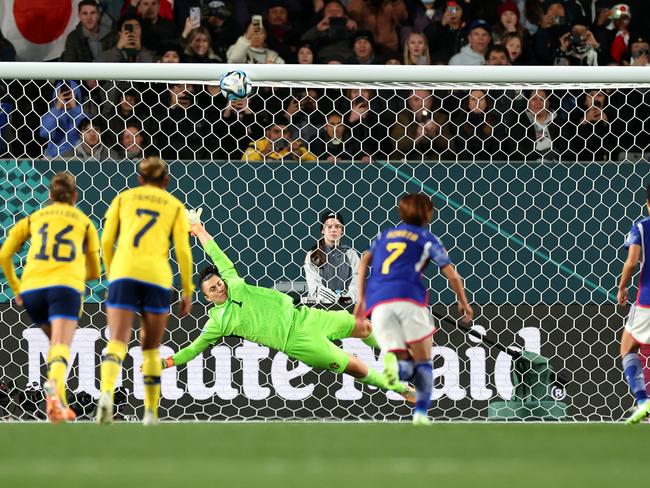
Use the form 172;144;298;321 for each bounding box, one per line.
162;209;415;402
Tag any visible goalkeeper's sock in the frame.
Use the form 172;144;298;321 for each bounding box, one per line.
142;348;162;417
622;353;649;404
398;359;414;381
100;340;127;401
361;332;380;349
413;361;433;416
47;343;70;407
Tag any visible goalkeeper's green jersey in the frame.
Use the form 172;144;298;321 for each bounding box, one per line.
172;239;295;366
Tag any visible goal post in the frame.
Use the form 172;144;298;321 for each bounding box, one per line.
0;63;649;421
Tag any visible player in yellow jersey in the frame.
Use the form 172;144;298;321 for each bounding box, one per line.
0;172;101;423
97;157;193;425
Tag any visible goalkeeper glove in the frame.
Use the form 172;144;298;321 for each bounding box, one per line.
162;357;174;369
186;208;204;236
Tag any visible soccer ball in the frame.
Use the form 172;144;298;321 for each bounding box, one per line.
219;70;252;101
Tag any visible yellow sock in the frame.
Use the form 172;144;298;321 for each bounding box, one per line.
47;343;70;406
100;340;127;400
142;348;161;417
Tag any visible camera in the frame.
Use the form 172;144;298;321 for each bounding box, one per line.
124;23;134;33
633;48;650;58
569;34;585;48
552;16;565;26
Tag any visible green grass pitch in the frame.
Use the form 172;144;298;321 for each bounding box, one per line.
0;423;646;488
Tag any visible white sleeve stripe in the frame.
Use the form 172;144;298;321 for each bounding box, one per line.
415;241;432;271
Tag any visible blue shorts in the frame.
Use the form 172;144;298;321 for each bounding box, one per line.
107;279;170;314
21;286;82;326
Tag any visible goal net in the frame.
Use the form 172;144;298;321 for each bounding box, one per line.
0;63;649;421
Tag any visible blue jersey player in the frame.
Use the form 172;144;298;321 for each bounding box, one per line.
618;184;650;424
354;193;473;425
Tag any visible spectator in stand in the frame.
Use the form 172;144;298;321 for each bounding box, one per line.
390;89;455;161
452;90;499;161
310;112;355;162
341;88;384;162
227;19;284;63
568;89;618;161
283;88;324;144
301;1;357;63
184;27;222;62
201;1;241;63
0;29;16;61
423;0;466;64
607;4;633;65
403;31;430;65
348;30;380;64
492;1;526;42
497;89;567;161
449;19;492;65
100;15;155;62
384;50;402;64
264;2;301;63
122;0;178;51
347;0;408;53
77;79;108;119
65;119;112;162
113;120;148;161
156;41;184;62
304;210;360;305
485;45;511;64
62;0;115;62
150;83;210;161
106;89;143;149
554;18;601;65
39;81;87;159
533;1;570;65
515;0;543;36
297;43;315;64
213;97;263;160
242;121;316;162
503;32;525;64
628;37;650;65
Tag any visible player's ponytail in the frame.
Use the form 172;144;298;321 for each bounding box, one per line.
139;156;169;185
398;193;434;227
49;171;77;205
309;239;327;267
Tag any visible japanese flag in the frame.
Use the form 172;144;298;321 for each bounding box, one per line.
0;0;81;61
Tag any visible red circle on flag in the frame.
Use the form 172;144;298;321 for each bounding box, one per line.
13;0;72;45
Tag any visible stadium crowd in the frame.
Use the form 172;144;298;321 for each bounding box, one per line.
0;0;649;162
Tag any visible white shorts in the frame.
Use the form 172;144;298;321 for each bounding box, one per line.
625;304;650;345
370;301;437;352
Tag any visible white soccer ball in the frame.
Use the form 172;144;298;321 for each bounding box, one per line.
219;70;252;101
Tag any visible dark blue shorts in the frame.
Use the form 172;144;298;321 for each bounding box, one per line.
21;286;82;326
107;279;170;314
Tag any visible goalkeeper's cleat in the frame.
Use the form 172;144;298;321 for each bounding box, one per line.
400;383;417;405
143;409;158;426
383;352;399;389
412;411;431;426
44;380;67;424
95;391;114;425
625;401;650;425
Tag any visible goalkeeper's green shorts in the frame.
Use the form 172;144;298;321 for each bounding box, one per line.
285;306;356;374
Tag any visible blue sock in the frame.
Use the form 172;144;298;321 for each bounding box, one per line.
622;353;649;404
413;361;433;416
398;360;414;381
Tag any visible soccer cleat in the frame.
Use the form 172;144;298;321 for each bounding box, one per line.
383;352;399;388
95;392;114;425
400;383;417;404
412;412;431;426
44;380;67;424
625;401;650;425
143;409;159;426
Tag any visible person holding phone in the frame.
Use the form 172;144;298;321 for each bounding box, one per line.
122;0;177;51
301;0;357;63
100;16;154;62
39;81;88;159
226;16;285;64
423;0;466;63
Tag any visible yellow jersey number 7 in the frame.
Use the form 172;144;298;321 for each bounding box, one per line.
381;242;407;274
133;208;160;247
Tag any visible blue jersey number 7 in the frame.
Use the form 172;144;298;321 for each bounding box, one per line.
134;208;160;247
